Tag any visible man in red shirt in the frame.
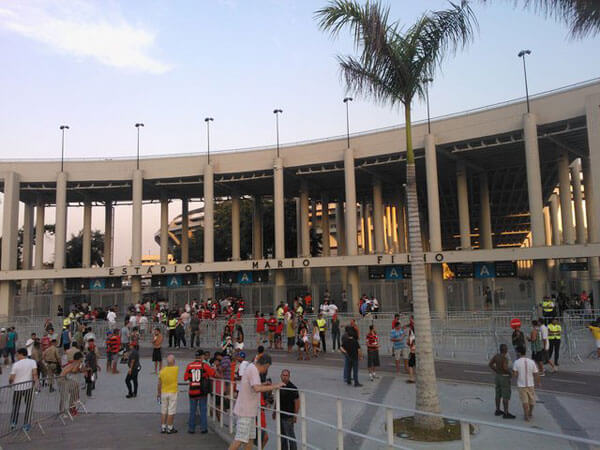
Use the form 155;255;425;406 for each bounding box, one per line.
256;313;267;346
275;321;284;350
267;313;277;349
184;350;215;434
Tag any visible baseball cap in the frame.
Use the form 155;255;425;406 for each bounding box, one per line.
238;351;246;359
195;350;203;357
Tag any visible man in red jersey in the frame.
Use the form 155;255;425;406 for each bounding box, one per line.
184;349;215;434
256;313;267;346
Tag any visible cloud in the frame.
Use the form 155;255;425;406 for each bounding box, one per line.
0;1;171;74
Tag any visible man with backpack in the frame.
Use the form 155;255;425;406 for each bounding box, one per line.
184;349;215;434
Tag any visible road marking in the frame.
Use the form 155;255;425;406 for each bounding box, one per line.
551;378;587;385
463;370;490;375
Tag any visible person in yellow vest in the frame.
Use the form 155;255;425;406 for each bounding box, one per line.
316;313;327;353
588;320;600;358
168;316;177;348
63;315;71;330
547;318;562;367
541;297;555;320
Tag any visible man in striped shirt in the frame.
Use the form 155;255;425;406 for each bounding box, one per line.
184;350;215;434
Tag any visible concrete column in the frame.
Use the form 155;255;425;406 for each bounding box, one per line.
344;148;359;311
231;192;241;261
524;113;548;302
425;134;445;314
0;172;19;316
299;182;310;257
372;179;385;253
160;196;169;264
558;151;575;245
584;94;600;300
35;200;45;270
131;170;143;302
571;160;586;245
273;157;286;302
204;163;215;299
456;161;474;309
479;174;493;250
321;195;331;285
252;196;263;259
549;194;561;244
366;204;373;254
53;172;67;303
104;201;113;267
583;157;600;294
181;199;189;264
82;200;92;268
336;202;346;255
359;202;366;254
22;203;34;271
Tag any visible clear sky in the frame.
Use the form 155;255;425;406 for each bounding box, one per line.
1;0;599;265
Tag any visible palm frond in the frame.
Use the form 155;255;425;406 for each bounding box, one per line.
481;0;600;38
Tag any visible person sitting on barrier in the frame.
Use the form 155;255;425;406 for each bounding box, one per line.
9;348;38;432
60;351;83;417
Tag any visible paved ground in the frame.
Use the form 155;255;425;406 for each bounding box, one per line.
0;348;598;449
4;413;225;449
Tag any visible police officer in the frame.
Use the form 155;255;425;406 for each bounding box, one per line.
548;317;562;366
541;296;555;320
316;313;327;353
168;315;177;348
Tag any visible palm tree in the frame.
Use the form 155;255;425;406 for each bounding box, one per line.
482;0;600;38
315;0;477;430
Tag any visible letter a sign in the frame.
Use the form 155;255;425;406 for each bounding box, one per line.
89;278;106;290
237;271;253;284
167;275;182;288
474;262;495;279
384;266;404;280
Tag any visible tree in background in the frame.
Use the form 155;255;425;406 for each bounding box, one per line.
65;230;105;268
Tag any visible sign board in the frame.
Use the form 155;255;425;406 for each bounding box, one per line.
237;271;253;284
166;275;182;288
384;266;404;280
474;262;495;279
453;263;474;278
559;262;588;272
495;261;516;278
368;266;386;280
89;278;106;290
510;318;521;330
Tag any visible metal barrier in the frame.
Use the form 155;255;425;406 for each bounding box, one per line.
0;373;87;442
206;377;600;450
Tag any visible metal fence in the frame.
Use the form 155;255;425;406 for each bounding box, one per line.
206;377;600;450
0;373;87;442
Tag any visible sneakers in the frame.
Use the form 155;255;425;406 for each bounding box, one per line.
354;383;363;387
494;410;503;416
369;374;374;381
503;413;516;419
161;428;167;434
167;428;178;434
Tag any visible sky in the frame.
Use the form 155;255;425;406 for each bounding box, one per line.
1;0;599;265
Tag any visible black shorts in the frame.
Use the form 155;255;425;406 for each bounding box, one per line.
408;353;416;368
152;348;162;362
287;337;295;347
534;350;548;363
367;350;380;368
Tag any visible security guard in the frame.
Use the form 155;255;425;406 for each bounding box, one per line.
316;313;327;353
548;317;562;366
62;315;72;330
168;316;177;348
541;296;555;319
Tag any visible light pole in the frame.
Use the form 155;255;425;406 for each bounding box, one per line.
59;125;69;172
204;117;214;163
135;123;144;170
343;97;353;149
518;49;532;113
422;78;433;134
273;109;283;158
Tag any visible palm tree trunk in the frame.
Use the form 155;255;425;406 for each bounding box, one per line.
404;103;444;430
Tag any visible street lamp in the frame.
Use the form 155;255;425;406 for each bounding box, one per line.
517;49;532;113
343;97;353;149
422;78;433;134
204;117;214;163
273;109;283;158
59;125;69;172
135;123;144;170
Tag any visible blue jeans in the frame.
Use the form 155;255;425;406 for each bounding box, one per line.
188;396;208;432
349;358;359;385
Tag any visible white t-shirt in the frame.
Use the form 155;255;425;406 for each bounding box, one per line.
540;325;550;350
25;338;35;356
235;360;250;392
11;358;37;391
513;357;538;388
233;363;261;417
328;304;338;316
107;311;116;323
